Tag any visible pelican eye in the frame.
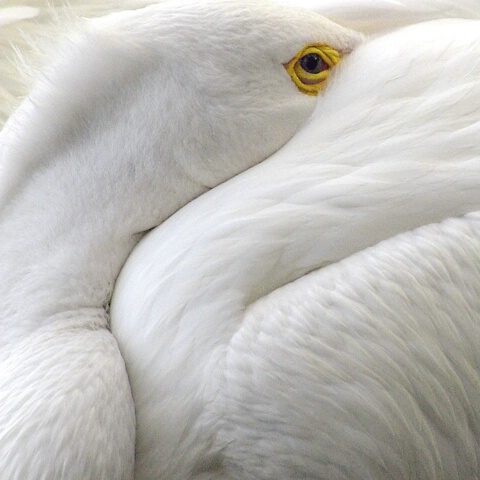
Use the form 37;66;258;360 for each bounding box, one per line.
299;53;327;74
284;44;341;96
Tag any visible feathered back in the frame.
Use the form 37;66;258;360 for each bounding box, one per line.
279;0;480;32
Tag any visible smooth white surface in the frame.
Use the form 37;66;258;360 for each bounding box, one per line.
279;0;480;32
0;6;39;27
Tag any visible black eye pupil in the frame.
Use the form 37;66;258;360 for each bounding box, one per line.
299;53;325;74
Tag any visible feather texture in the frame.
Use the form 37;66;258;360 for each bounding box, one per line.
112;16;480;480
0;2;363;478
1;1;479;479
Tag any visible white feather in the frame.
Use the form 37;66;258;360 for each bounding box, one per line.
0;1;362;479
112;16;480;480
1;1;479;479
279;0;480;32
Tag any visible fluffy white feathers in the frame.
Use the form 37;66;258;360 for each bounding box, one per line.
112;17;480;480
0;2;362;479
1;1;480;479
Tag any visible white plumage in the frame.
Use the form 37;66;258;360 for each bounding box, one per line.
113;17;480;479
1;1;479;480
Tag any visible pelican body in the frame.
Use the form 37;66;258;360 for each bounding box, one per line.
113;17;480;479
0;1;361;479
1;1;480;479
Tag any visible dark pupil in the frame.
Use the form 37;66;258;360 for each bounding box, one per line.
299;53;325;74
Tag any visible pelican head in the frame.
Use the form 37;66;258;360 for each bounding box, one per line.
2;0;362;235
0;2;363;479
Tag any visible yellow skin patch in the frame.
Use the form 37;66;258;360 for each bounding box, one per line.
284;44;341;96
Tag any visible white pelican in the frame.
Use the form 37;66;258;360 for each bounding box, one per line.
112;15;480;479
0;1;361;479
1;1;480;480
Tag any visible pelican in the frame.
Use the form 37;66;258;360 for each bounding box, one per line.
112;14;480;479
1;1;480;480
0;1;361;479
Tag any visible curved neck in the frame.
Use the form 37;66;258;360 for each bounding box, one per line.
110;22;480;473
112;133;480;478
0;86;204;344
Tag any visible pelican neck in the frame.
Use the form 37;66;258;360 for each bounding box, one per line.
0;102;205;343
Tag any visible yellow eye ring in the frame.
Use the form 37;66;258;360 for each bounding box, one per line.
284;44;341;96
